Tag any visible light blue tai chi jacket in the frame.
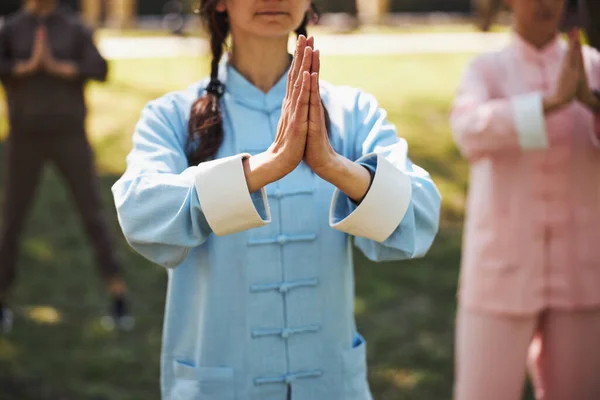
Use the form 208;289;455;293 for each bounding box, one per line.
112;62;441;400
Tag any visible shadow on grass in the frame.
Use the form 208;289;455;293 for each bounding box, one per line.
0;134;535;400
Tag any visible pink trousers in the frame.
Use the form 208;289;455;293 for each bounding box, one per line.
454;308;600;400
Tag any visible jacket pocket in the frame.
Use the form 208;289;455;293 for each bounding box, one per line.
168;360;235;400
342;335;372;400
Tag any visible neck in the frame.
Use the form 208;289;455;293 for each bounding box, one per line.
228;33;291;93
25;0;57;16
514;24;558;49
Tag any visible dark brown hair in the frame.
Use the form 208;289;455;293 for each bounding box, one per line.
186;1;329;165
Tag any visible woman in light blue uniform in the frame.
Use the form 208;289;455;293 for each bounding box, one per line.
112;1;441;399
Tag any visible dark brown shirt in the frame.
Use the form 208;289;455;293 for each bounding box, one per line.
0;7;107;134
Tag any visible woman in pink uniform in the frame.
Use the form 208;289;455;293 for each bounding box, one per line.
451;0;600;399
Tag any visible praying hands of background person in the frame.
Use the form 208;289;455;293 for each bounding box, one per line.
571;29;600;114
542;28;583;113
13;25;79;80
535;28;600;116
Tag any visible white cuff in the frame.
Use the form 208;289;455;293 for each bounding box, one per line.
194;153;270;236
510;92;549;150
329;154;412;243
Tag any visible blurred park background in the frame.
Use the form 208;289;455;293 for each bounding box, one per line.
0;1;538;399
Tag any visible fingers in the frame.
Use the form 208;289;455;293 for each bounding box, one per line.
287;35;307;97
38;25;47;40
309;51;321;113
306;36;314;50
295;71;311;129
310;72;319;102
573;30;589;89
309;72;321;127
576;42;585;73
308;48;322;130
569;27;579;42
35;27;43;45
291;45;313;102
312;49;320;75
310;50;321;106
299;46;313;83
568;28;581;68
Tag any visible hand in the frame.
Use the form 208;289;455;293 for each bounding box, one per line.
33;26;48;67
268;35;312;177
544;28;582;112
28;26;79;79
303;43;337;178
303;41;371;202
243;36;313;192
14;26;46;76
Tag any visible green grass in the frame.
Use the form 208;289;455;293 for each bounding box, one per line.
0;54;534;399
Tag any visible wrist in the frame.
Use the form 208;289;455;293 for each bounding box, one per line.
319;154;342;181
14;60;36;76
45;59;78;78
243;152;281;193
44;57;55;70
543;94;567;113
44;57;60;74
319;154;371;203
311;151;343;181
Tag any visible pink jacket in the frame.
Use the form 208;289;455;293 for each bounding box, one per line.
451;33;600;314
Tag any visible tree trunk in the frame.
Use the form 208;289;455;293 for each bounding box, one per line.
471;0;502;32
106;0;137;29
81;0;101;27
357;0;390;24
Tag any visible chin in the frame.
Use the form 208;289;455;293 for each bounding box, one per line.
251;24;297;39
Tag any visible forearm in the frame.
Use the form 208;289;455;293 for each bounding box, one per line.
543;94;576;114
9;60;37;78
45;59;79;80
320;154;372;203
243;152;282;193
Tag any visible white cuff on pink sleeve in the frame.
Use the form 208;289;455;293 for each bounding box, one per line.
510;92;549;150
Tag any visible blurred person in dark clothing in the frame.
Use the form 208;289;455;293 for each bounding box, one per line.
0;0;133;333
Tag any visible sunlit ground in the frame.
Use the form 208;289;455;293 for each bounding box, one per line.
95;22;511;39
0;51;536;399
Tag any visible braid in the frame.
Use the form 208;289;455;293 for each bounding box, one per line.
187;3;228;165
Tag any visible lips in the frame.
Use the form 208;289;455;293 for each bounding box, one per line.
256;11;288;16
